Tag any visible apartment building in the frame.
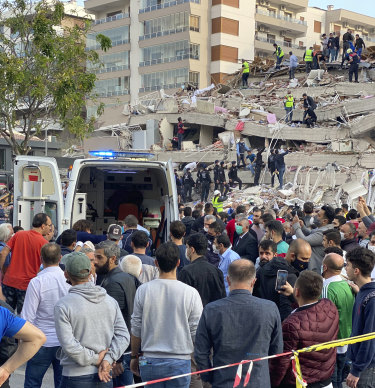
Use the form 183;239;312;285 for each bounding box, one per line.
84;0;375;127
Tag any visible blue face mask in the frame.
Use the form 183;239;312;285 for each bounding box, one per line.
235;224;243;235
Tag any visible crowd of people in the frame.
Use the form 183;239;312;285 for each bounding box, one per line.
0;193;375;388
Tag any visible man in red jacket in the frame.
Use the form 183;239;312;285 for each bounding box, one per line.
270;270;339;388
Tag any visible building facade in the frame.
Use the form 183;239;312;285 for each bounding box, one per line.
84;0;375;127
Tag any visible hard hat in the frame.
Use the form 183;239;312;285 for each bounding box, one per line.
214;190;221;196
347;49;353;54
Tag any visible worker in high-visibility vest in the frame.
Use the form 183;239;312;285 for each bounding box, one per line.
273;43;284;69
212;190;227;213
242;59;250;88
284;90;294;124
303;46;314;73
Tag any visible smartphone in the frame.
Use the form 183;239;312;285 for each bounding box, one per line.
275;270;288;291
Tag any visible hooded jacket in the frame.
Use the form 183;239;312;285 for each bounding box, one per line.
253;257;299;321
348;282;375;377
54;282;129;377
341;238;360;253
182;216;195;236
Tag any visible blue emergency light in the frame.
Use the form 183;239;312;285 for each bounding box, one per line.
89;150;155;159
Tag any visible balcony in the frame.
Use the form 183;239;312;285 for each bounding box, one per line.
94;13;129;25
139;0;200;14
84;0;126;13
89;64;130;74
255;9;307;37
254;36;306;57
140;26;189;41
326;9;375;31
140;53;199;67
262;0;308;12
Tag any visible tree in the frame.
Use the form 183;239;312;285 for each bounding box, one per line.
0;0;111;155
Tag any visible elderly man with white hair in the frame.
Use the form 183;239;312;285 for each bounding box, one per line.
120;255;143;280
0;223;13;301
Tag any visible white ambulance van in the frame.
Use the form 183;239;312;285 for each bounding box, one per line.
13;151;179;244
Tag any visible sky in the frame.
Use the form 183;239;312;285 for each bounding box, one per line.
309;0;375;18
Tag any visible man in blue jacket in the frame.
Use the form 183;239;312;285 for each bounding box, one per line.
236;138;249;169
346;247;375;388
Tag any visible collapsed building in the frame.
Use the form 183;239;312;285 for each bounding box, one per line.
83;56;375;208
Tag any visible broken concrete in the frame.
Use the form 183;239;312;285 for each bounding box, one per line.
196;100;215;115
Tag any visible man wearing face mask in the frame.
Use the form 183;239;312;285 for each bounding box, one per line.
254;239;311;321
358;221;370;248
232;216;259;263
340;222;360;253
214;234;240;295
178;233;226;307
205;221;225;267
293;205;335;274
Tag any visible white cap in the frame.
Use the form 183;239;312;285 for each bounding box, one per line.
214;190;221;196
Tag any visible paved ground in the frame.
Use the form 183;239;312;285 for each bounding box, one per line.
10;364;53;387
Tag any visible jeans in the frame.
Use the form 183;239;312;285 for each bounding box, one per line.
357;367;375;388
219;183;230;196
178;133;183;150
246;163;255;175
289;67;296;79
270;168;276;187
306;61;313;73
59;374;113;388
242;73;249;87
140;357;191;388
277;166;285;189
329;48;336;62
254;165;262;186
285;107;293;123
332;352;346;388
276;56;283;69
237;154;246;168
2;284;26;313
183;184;192;201
25;346;62;388
112;354;133;387
201;182;210;203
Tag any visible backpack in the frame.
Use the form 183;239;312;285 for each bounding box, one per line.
309;97;317;110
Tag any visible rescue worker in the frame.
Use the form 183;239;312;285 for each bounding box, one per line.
199;164;211;203
228;161;242;190
213;160;220;191
236;138;249;169
273;43;284;70
183;168;195;202
355;34;365;59
284;90;294;124
253;148;265;186
302;93;317;122
218;162;230;196
348;49;359;83
242;59;249;87
303;106;317;128
177;117;189;150
342;29;354;67
212;190;227;213
268;149;276;188
303;46;314;73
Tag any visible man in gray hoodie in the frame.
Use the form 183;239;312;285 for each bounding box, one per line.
292;205;335;274
54;252;129;388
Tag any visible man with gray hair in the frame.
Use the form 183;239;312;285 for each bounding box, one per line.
54;251;129;387
120;255;142;280
94;241;140;386
232;216;259;263
195;259;282;387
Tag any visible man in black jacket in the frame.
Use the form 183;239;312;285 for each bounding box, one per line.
218;161;230;196
94;240;140;386
253;148;265;186
179;233;226;306
228;161;242;190
253;238;311;321
232;216;258;263
183;168;195;202
181;207;195;236
213;160;220;191
199;164;211;203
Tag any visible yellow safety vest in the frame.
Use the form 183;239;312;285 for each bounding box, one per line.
212;196;223;212
305;49;313;62
276;46;284;58
285;95;294;108
243;61;249;74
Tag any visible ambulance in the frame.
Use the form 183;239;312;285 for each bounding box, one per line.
13;151;179;244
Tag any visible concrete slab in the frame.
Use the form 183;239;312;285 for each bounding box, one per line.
200;125;214;147
153;150;236;164
196;100;215;115
159;117;174;147
350;114;375;137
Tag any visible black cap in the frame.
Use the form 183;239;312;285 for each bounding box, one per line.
232;161;236;165
220;161;225;165
215;160;219;163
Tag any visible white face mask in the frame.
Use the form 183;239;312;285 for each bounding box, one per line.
368;245;375;253
340;232;345;240
203;226;209;233
185;248;191;261
212;244;220;255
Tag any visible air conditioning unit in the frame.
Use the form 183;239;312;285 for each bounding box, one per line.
280;5;286;11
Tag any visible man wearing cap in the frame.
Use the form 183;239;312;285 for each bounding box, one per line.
218;162;230;196
228;161;242;190
94;241;140;387
212;190;227;213
107;224;128;258
347;49;360;83
54;252;129;388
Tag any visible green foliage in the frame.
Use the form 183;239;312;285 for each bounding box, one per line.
0;0;111;155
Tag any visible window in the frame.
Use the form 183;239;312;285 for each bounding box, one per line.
87;26;129;49
189;43;200;59
284;12;292;20
0;149;5;170
140;68;189;92
189;71;199;86
190;15;200;32
300;16;305;22
88;51;130;73
94;76;130;97
314;20;321;34
140;12;189;39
